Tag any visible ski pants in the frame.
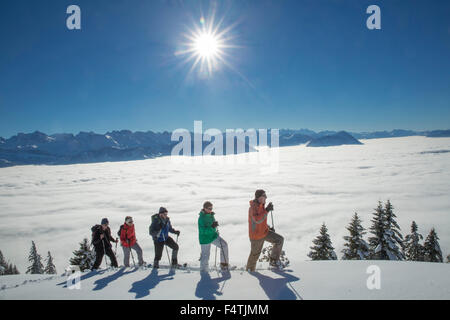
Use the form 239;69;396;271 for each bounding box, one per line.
122;243;144;267
93;245;118;269
200;236;229;271
154;236;178;263
246;230;284;271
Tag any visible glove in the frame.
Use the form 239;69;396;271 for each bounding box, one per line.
175;230;180;236
265;202;274;212
269;226;275;232
212;221;219;228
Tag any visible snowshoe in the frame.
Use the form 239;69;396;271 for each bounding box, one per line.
269;259;284;270
171;262;188;270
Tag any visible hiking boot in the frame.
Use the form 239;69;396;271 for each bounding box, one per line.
269;259;282;269
220;263;229;271
171;259;183;269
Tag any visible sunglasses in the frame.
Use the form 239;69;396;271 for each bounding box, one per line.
127;220;133;223
206;207;213;210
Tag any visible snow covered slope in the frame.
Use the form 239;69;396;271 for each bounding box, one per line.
1;261;449;300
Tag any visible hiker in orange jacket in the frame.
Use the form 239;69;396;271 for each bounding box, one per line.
246;189;284;271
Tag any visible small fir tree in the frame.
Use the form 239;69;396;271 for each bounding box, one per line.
423;228;443;263
341;213;370;260
26;241;44;274
44;251;57;274
69;238;96;271
403;221;424;261
259;244;290;268
308;223;337;260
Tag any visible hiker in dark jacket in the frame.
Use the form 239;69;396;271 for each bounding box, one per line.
92;218;118;269
149;207;181;268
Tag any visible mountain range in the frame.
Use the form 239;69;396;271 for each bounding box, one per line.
0;129;449;168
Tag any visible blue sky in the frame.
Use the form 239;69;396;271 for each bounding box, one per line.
0;0;449;138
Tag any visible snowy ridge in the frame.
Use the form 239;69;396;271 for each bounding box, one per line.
1;261;449;300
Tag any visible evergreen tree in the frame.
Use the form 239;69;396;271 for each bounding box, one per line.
368;200;404;260
383;200;405;260
11;264;20;274
44;251;57;274
259;244;290;268
403;221;424;261
307;223;337;260
423;228;443;262
0;250;6;275
69;238;95;271
341;213;370;260
368;201;386;259
26;241;44;274
0;250;20;275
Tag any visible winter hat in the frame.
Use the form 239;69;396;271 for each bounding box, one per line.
255;189;266;199
101;218;109;225
159;207;168;214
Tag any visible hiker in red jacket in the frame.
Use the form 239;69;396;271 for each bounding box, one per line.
119;216;145;267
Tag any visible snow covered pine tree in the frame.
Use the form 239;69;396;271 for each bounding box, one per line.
259;244;290;268
403;221;424;261
341;212;370;260
423;228;443;263
26;241;44;274
69;238;96;271
44;251;57;274
368;201;404;260
307;223;337;260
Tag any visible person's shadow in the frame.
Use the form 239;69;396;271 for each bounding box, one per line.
129;268;175;299
93;267;137;291
57;269;107;288
249;269;302;300
195;270;232;300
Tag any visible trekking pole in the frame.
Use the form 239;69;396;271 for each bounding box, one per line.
217;227;228;266
214;246;218;271
162;233;171;266
102;238;108;268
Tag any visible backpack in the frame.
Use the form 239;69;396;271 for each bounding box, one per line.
90;225;101;246
117;224;124;238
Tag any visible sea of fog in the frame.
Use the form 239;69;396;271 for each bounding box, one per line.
0;136;449;272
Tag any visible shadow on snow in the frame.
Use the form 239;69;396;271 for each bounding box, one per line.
93;268;138;291
195;270;232;300
128;268;175;299
248;269;302;300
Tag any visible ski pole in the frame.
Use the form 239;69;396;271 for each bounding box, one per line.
219;237;228;266
114;238;118;256
214;245;218;270
102;237;108;268
162;233;171;266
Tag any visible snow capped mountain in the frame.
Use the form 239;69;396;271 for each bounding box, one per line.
306;131;363;147
0;128;449;167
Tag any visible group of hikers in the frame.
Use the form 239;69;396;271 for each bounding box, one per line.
91;189;284;272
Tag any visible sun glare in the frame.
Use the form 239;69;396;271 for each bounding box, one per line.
175;14;239;77
194;33;219;58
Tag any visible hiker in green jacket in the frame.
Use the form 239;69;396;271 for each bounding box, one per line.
198;201;229;271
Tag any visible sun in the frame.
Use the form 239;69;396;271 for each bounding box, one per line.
175;14;238;77
194;32;219;59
